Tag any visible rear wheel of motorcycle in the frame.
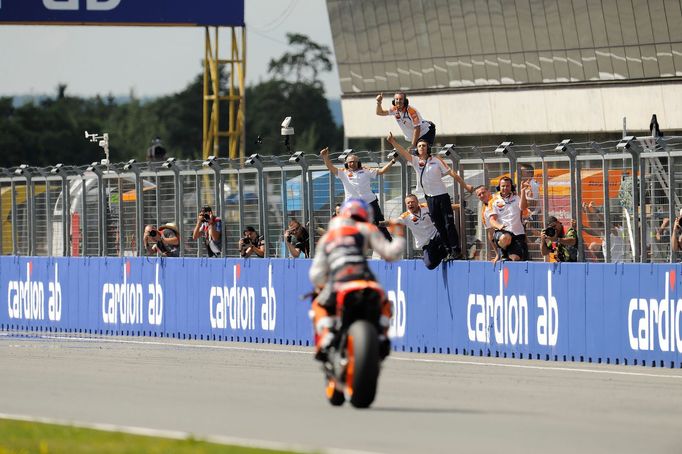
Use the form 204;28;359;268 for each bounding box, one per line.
326;380;345;406
347;320;379;409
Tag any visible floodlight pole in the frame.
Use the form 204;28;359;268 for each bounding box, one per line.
245;154;269;257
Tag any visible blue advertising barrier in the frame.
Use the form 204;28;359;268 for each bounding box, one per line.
2;257;681;368
0;0;244;27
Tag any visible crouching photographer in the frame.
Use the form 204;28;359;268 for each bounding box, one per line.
283;218;310;258
143;223;180;257
541;216;578;262
239;226;265;258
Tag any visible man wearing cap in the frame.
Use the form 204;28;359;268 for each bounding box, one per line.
143;223;179;257
192;205;222;257
540;216;578;262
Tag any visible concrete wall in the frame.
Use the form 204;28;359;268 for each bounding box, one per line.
342;82;682;139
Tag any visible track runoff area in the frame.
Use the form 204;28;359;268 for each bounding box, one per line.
1;332;681;454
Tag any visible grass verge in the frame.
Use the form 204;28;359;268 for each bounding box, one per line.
0;418;302;454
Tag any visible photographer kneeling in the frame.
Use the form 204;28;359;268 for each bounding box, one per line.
143;223;180;257
239;226;265;258
541;216;578;262
284;218;310;258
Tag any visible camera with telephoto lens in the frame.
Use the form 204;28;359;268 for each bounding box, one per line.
241;236;253;247
543;226;557;238
149;229;158;238
286;233;297;244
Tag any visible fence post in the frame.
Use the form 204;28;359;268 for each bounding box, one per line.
202;156;224;257
123;160;143;257
495;142;517;183
289;152;313;256
617;137;642;262
246;154;269;257
15;165;34;256
555;140;583;261
162;158;183;257
85;162;106;256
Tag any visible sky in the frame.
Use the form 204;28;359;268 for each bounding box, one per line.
0;0;341;99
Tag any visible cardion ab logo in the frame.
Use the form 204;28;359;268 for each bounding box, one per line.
7;262;62;322
466;268;559;347
628;270;682;353
101;261;163;326
208;263;277;332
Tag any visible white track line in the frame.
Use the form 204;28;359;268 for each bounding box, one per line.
3;332;682;380
0;412;379;454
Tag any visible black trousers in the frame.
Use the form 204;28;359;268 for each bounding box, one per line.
422;232;447;269
420;122;436;146
426;193;460;254
369;198;392;241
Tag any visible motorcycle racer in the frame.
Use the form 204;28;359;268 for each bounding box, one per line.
309;198;405;361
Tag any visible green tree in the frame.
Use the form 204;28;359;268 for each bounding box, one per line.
246;80;341;156
247;34;341;155
268;33;333;86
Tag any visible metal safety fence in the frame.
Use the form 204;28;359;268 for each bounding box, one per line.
2;135;682;263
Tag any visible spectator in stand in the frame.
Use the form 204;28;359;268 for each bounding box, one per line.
540;216;578;262
387;132;464;260
376;91;436;147
320;147;395;241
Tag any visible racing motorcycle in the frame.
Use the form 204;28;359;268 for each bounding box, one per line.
318;280;388;409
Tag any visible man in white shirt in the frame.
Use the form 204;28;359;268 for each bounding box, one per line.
387;193;455;269
320;147;396;240
376;92;436;147
387;133;463;260
488;176;531;261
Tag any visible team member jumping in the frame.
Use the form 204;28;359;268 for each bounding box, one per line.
387;133;463;260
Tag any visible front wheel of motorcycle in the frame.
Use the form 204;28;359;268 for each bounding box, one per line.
326;380;345;406
347;320;380;409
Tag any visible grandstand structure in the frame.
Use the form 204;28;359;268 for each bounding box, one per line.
327;0;682;145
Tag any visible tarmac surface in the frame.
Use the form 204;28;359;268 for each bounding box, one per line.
1;333;681;453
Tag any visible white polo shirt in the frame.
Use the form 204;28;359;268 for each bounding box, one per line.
396;203;437;249
336;168;378;203
387;105;432;142
491;193;525;236
409;155;449;197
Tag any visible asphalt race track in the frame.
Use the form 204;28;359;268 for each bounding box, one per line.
1;333;681;453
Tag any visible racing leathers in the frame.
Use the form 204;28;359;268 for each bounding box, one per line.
309;216;405;360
